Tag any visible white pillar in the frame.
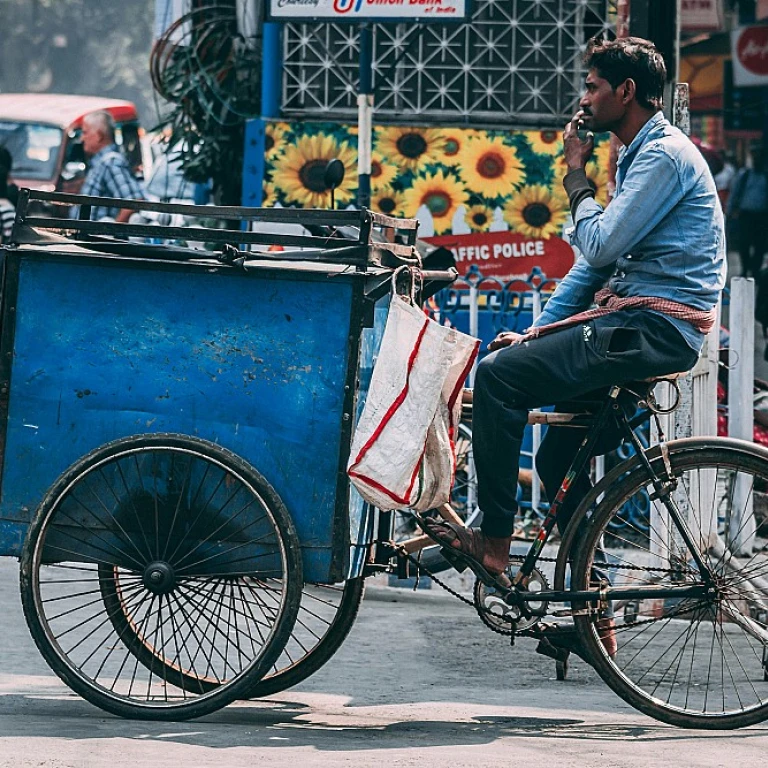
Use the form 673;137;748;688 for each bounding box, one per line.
728;277;756;555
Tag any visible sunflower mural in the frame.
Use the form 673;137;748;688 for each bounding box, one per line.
371;188;406;217
376;126;446;172
459;136;526;198
465;204;495;232
270;134;357;208
503;184;569;239
262;121;613;277
528;129;562;156
265;123;289;161
403;169;469;235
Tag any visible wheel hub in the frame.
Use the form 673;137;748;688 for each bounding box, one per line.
142;561;177;595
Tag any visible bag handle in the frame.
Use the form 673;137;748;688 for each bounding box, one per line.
391;263;424;305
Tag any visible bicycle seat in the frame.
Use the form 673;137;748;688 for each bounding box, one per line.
643;371;689;383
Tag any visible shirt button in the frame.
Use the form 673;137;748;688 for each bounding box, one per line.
626;254;633;260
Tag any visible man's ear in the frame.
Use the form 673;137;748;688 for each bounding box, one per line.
622;79;636;103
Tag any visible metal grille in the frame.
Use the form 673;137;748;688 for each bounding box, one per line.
282;0;618;126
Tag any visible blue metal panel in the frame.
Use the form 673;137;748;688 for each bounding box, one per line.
0;254;359;582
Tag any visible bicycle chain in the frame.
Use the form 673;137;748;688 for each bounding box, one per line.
395;546;700;638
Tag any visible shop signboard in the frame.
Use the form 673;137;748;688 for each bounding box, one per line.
731;25;768;87
266;0;469;22
681;0;723;31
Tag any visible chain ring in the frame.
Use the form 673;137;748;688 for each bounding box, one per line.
473;556;550;635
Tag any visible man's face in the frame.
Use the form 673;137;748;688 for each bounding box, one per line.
81;120;104;157
578;68;626;133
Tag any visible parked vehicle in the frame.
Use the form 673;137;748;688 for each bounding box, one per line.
0;94;142;200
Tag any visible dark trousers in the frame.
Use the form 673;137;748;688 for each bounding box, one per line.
737;211;768;278
473;311;699;539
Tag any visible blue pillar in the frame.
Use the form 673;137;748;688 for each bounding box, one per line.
242;22;282;207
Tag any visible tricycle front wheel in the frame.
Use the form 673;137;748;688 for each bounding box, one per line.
20;433;303;720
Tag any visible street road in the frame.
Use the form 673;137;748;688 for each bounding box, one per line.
1;558;767;767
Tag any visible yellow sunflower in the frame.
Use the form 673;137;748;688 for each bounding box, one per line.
371;188;406;217
528;129;562;156
591;138;612;170
503;184;569;239
437;128;486;165
458;137;526;197
585;162;611;207
265;122;290;160
376;126;446;172
271;134;357;208
403;169;468;235
464;204;494;232
370;152;399;191
261;181;278;207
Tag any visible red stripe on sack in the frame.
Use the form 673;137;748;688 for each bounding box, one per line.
348;314;431;505
348;469;412;506
350;314;430;466
445;340;480;488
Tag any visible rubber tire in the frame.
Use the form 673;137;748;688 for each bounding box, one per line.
246;576;365;698
572;439;768;730
20;433;303;721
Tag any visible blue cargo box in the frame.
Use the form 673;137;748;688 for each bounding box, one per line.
0;246;381;583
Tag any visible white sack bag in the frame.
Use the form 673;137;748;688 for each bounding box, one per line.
347;294;479;512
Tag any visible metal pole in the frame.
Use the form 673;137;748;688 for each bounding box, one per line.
531;286;542;514
729;277;756;555
240;22;281;208
357;24;374;209
261;22;282;119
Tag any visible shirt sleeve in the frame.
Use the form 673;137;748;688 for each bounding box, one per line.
103;158;144;201
531;253;613;327
570;146;683;268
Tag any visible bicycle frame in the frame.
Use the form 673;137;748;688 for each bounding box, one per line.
385;382;717;611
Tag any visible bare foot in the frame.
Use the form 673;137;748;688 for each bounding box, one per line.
480;533;513;574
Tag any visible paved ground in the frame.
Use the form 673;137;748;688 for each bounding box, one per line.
1;558;768;768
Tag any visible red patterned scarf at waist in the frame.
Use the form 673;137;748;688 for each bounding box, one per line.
522;288;717;342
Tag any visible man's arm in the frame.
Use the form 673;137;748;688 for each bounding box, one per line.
568;147;683;268
532;255;613;327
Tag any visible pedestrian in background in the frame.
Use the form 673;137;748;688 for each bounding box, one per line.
727;147;768;278
0;147;15;243
78;111;143;222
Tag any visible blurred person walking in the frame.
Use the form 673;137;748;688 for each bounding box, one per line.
0;147;15;243
727;148;768;278
78;111;143;222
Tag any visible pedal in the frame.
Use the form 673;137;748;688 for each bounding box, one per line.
535;637;571;663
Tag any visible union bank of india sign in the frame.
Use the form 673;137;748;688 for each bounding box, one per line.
267;0;469;22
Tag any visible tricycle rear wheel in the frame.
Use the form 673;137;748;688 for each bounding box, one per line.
20;433;303;720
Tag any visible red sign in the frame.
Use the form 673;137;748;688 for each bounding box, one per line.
732;26;768;86
423;230;574;281
737;26;768;75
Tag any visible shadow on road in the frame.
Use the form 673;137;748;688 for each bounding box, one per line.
2;693;767;751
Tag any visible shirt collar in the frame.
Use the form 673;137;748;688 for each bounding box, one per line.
91;143;120;162
617;111;666;167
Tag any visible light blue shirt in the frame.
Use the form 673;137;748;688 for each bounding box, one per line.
534;112;726;352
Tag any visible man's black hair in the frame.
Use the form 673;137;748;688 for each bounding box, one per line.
584;36;666;111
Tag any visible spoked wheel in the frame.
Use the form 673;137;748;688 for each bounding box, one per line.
246;577;365;698
100;573;364;699
20;433;303;720
395;421;480;574
572;439;768;729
